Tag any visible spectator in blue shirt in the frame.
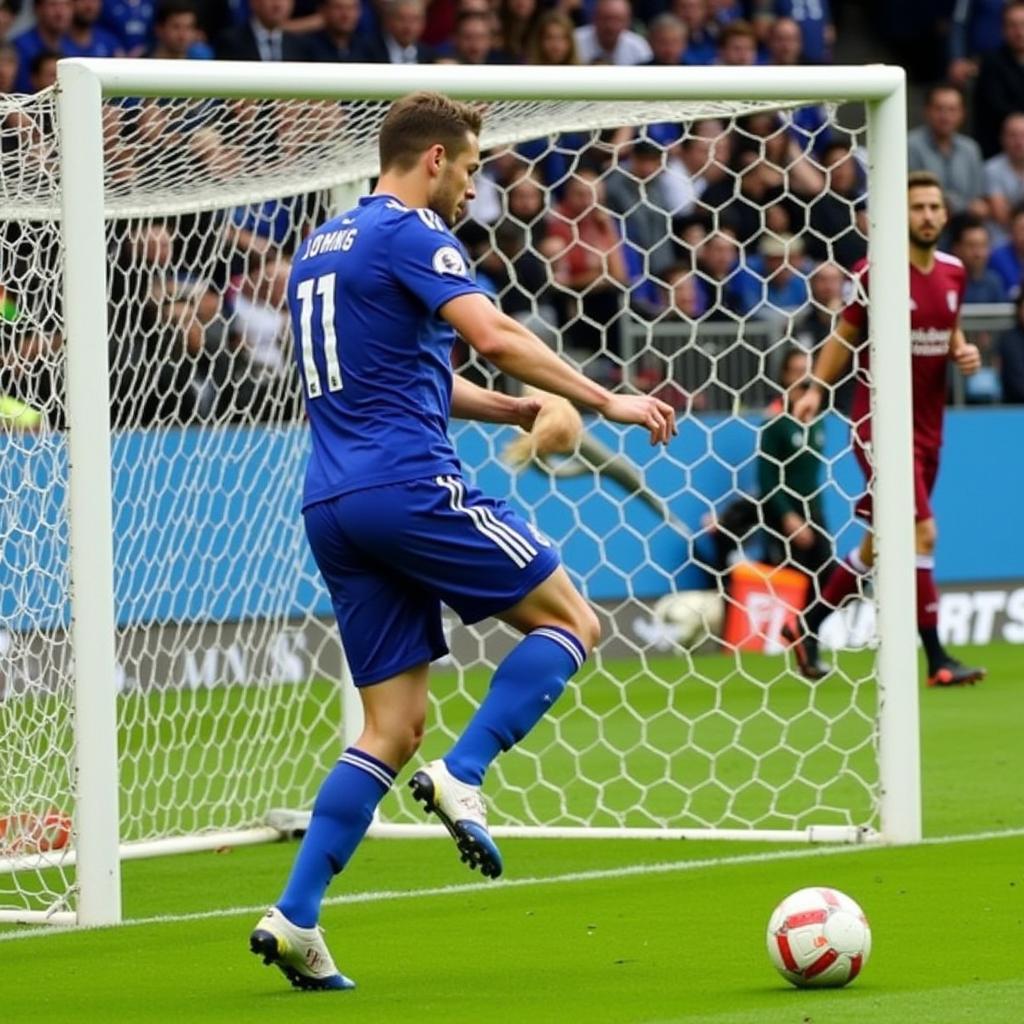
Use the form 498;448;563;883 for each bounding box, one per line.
12;0;72;93
744;233;811;324
100;0;157;54
950;213;1009;304
997;291;1024;401
673;0;716;64
147;0;214;59
988;201;1024;298
751;0;833;63
948;0;1007;87
66;0;124;56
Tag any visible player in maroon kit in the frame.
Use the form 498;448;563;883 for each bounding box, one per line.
784;171;986;688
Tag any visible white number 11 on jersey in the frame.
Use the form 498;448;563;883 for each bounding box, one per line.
296;272;342;399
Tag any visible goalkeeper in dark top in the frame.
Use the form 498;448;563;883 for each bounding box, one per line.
758;347;834;585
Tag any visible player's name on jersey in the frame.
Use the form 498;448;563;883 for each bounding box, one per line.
302;227;358;260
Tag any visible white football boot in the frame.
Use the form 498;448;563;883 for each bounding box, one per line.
409;759;503;878
249;907;355;991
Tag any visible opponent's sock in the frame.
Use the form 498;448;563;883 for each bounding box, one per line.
444;627;586;787
276;748;395;928
916;555;947;670
804;549;869;637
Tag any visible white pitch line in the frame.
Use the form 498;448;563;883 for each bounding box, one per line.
2;825;1022;944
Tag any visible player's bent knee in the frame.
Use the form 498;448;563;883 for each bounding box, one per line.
575;604;601;653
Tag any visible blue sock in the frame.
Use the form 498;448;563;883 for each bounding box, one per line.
276;747;395;928
444;627;586;786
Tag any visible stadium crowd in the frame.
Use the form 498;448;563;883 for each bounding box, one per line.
2;0;1024;429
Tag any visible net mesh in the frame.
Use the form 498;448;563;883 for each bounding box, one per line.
0;86;876;920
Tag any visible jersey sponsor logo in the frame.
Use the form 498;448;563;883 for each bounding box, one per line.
416;208;446;231
432;245;468;277
910;326;951;355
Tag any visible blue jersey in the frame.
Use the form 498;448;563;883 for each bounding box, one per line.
289;194;483;509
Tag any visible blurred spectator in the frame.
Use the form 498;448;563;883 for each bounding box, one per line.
107;223;203;427
525;9;578;63
28;48;58;90
694;229;755;319
907;83;988;219
795;260;845;345
548;169;629;356
467;149;529;224
65;0;123;55
644;12;687;65
677;117;729;206
745;233;811;326
216;0;316;60
0;0;16;40
573;0;652;65
765;13;800;64
950;213;1007;303
802;137;868;269
147;0;209;59
974;0;1024;158
997;291;1024;401
12;0;71;93
987;201;1024;298
665;264;705;318
304;0;371;60
984;111;1024;241
716;18;758;65
498;0;540;62
99;0;156;55
672;0;715;64
0;41;19;91
948;0;1008;87
750;0;833;63
362;0;436;63
604;139;683;304
451;10;505;62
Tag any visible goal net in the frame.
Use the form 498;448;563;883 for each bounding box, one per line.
0;63;917;926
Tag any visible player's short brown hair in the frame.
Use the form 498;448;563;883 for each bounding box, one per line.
378;92;483;173
907;170;943;194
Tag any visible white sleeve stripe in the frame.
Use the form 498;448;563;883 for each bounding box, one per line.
532;628;585;670
436;476;530;569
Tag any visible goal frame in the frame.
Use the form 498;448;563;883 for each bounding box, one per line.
44;59;917;928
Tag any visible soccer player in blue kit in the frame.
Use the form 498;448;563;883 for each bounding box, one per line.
249;91;677;991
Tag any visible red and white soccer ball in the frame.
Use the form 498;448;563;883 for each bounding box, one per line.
766;887;871;988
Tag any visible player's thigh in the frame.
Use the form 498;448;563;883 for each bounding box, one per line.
303;498;448;688
913;448;940;527
496;565;601;652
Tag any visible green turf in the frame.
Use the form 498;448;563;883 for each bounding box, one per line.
0;642;1021;1022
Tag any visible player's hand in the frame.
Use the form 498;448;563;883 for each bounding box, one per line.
792;385;823;424
951;342;982;376
503;394;583;467
600;394;677;445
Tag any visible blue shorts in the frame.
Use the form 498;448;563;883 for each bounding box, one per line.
304;474;561;686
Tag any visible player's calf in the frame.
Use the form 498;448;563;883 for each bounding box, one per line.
780;623;828;681
409;759;503;879
249;907;355;992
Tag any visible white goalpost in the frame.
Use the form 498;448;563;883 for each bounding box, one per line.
0;60;918;928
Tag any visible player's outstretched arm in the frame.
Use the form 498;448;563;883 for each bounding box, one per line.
792;318;862;423
441;293;677;445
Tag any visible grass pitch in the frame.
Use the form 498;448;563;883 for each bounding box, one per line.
1;642;1022;1023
